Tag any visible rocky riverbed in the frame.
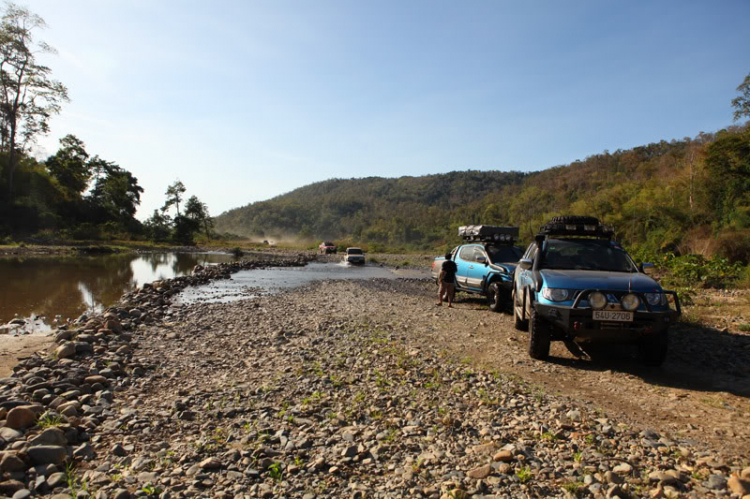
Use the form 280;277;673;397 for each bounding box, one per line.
0;259;749;498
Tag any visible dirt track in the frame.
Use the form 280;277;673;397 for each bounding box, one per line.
422;286;750;457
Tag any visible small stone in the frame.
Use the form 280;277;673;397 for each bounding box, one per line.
707;474;727;490
29;428;67;447
0;427;23;441
111;444;127;456
566;409;582;422
112;489;130;499
0;453;26;472
56;342;76;359
73;443;94;459
467;464;491;479
472;442;496;455
605;471;623;484
649;487;664;498
104;318;123;334
5;406;37;429
12;489;31;499
0;480;25;495
84;376;107;385
493;450;514;462
200;457;222;470
27;446;69;465
613;463;632;474
46;472;65;488
728;475;750;496
495;462;511;474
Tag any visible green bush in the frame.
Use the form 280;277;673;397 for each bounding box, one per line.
61;223;101;241
663;254;744;288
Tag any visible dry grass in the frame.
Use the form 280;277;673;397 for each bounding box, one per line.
681;289;750;333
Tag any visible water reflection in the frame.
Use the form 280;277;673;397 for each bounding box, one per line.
0;253;236;333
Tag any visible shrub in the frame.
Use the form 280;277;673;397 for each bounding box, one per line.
664;254;744;288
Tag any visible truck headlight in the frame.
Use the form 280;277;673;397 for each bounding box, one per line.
621;293;640;311
542;288;570;302
645;293;661;306
588;291;607;309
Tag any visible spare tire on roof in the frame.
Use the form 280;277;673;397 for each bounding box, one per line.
549;215;600;225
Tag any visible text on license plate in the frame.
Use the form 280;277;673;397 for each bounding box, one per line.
593;310;633;322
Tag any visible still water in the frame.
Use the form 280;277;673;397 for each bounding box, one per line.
178;261;427;304
0;253;237;333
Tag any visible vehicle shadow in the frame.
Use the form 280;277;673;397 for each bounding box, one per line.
453;293;514;314
547;321;750;398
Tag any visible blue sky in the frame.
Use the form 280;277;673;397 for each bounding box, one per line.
29;0;750;219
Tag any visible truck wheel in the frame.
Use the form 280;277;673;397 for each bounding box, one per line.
549;215;599;225
528;309;551;360
513;290;528;331
638;330;669;367
487;282;502;313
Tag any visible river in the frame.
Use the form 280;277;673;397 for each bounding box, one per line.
0;253;427;334
0;252;238;333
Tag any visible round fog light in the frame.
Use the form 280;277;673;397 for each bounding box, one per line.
621;293;640;311
589;291;607;309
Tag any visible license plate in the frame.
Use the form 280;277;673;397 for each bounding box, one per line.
593;310;633;322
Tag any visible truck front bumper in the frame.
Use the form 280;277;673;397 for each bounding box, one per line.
534;303;680;343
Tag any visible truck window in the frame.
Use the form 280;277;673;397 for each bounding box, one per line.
459;246;477;262
486;245;522;264
523;243;537;260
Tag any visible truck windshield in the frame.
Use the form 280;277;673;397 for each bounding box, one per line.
486;245;522;264
542;239;636;272
347;248;363;255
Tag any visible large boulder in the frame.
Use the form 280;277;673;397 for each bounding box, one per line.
55;343;76;359
27;446;69;466
5;406;37;429
29;428;67;447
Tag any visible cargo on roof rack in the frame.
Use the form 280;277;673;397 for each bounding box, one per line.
538;218;614;239
459;225;519;243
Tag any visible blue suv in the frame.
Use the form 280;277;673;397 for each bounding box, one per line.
512;216;681;365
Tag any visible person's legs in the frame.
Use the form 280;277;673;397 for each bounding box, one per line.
437;282;445;305
446;283;455;307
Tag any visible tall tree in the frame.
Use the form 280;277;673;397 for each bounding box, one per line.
0;3;68;203
45;135;91;200
89;157;143;221
163;180;186;216
185;194;213;240
733;73;750;122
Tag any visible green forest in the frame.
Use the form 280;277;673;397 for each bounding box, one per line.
216;122;750;266
0;4;212;246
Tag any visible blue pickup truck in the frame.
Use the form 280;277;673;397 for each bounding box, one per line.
432;225;522;311
512;216;681;365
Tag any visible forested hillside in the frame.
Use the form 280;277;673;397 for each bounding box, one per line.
216;124;750;262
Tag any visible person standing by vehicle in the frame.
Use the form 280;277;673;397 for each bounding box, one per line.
438;252;457;307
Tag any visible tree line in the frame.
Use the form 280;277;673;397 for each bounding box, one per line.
0;3;212;245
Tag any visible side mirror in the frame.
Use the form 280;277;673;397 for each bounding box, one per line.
476;255;487;264
518;258;533;271
641;262;655;275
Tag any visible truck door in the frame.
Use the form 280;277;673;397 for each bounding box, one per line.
515;243;537;303
466;246;489;291
455;246;477;288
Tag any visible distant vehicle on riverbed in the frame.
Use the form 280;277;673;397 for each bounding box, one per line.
343;247;365;265
319;241;338;254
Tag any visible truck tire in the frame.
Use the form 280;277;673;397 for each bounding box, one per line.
528;309;551;360
638;330;669;367
513;289;528;331
549;215;600;225
487;282;502;313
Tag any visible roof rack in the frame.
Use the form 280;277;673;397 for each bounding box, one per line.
459;225;519;243
538;222;614;239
